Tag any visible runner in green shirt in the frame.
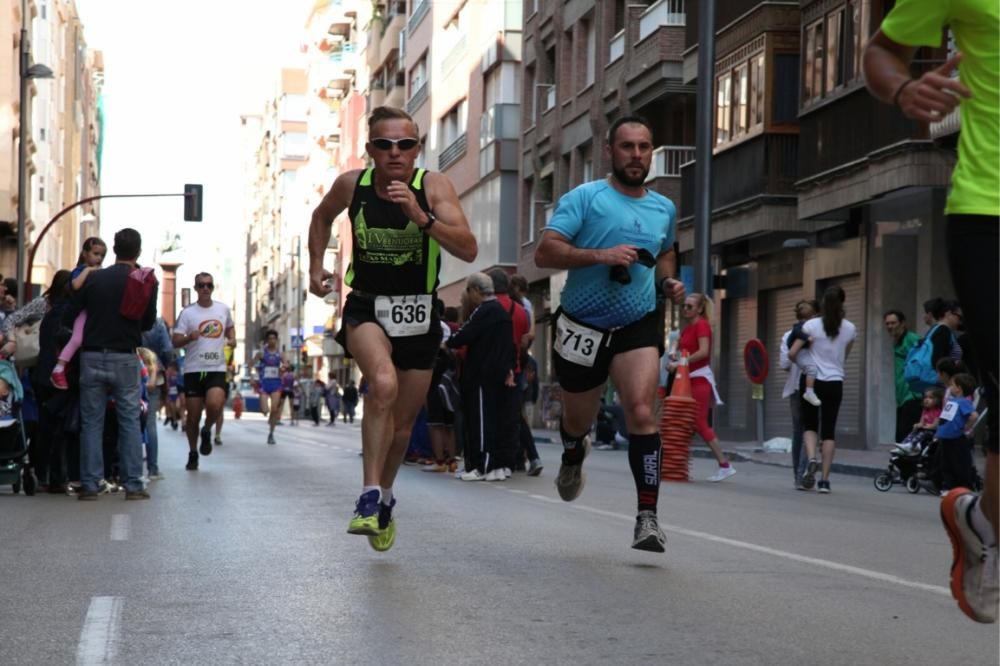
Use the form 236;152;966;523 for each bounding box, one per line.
865;0;998;625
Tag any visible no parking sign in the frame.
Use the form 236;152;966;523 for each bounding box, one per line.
743;339;769;400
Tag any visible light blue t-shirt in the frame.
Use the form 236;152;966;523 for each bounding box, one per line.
545;180;676;329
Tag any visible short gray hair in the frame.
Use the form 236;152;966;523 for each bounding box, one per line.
466;272;494;296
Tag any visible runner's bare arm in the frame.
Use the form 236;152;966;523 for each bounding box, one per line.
534;230;638;269
309;171;359;297
420;172;478;263
655;249;685;304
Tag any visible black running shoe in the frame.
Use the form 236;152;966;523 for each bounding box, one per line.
186;451;199;471
632;511;666;553
199;425;213;456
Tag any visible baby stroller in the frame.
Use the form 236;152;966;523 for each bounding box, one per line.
874;429;934;493
0;360;34;495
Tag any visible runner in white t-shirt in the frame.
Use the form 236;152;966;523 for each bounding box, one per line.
172;272;236;470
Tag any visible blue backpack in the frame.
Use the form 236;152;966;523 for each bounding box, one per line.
903;324;953;391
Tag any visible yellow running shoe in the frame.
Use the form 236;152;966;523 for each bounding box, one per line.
367;499;397;552
347;490;381;536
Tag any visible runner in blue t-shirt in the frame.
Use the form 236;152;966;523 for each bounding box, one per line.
252;329;285;445
534;115;686;554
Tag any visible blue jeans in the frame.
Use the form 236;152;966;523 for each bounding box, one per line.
80;351;143;492
145;390;159;475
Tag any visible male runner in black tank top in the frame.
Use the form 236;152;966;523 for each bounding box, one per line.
308;106;477;552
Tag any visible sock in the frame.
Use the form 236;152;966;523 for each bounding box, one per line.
969;497;997;547
805;388;817;396
362;485;380;499
560;423;587;465
53;362;65;373
719;461;731;469
627;433;661;513
380;487;393;505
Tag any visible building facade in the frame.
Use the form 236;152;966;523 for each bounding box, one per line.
0;0;102;292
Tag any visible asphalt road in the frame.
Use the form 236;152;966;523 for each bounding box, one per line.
1;412;996;665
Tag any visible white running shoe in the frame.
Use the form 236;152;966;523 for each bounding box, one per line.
503;468;512;479
707;466;737;483
941;489;999;623
485;469;505;482
460;470;485;482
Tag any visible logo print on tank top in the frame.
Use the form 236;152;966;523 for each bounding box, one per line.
353;206;423;266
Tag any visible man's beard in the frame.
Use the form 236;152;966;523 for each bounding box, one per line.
612;163;649;187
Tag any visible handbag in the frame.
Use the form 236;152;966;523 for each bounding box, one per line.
13;320;40;368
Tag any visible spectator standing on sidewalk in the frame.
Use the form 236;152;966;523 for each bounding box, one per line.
669;293;735;482
789;286;856;494
64;228;156;501
780;299;818;489
172;272;235;471
865;0;998;623
884;310;922;443
446;273;516;481
341;379;358;423
325;374;340;425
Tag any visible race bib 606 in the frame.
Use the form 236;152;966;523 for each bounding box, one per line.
375;295;433;337
554;312;605;367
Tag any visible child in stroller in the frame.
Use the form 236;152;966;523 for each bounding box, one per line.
897;387;944;454
0;358;33;494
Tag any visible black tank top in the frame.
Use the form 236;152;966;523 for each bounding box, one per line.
344;167;440;295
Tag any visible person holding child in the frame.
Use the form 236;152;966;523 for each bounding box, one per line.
50;237;107;390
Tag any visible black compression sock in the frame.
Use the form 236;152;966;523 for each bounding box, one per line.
560;423;588;465
628;433;661;513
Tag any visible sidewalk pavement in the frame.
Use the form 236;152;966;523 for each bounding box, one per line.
531;428;891;478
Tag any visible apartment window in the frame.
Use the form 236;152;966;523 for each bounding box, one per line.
440;100;467;148
415;137;427;168
715;72;731;145
409;53;427;95
581;19;596;88
485;62;521;107
39;127;46;141
715;51;767;147
563;29;574;99
804;2;867;107
734;63;749;138
38;175;44;202
524;65;536;123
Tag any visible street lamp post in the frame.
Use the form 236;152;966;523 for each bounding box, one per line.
16;2;53;306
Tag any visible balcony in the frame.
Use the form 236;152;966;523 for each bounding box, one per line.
646;145;694;180
680;133;798;219
408;0;430;34
798;89;925;182
325;111;342;139
438;133;467;171
378;12;404;66
639;0;685;40
406;81;428;114
930;107;960;139
609;30;625;64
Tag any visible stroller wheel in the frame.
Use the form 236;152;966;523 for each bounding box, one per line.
873;472;893;492
905;476;920;494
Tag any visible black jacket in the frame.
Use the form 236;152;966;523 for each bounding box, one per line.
446;299;515;387
63;263;157;350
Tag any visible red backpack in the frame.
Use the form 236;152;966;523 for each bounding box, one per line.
120;266;158;320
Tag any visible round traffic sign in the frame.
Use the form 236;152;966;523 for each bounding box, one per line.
743;339;769;384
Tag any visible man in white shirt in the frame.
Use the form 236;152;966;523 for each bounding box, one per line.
172;272;236;471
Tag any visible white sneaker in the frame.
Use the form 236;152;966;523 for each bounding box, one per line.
940;489;999;623
707;466;737;483
503;468;512;479
803;390;822;407
485;469;505;482
460;470;485;482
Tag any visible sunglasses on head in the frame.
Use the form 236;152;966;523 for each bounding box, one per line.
371;137;420;151
196;282;214;289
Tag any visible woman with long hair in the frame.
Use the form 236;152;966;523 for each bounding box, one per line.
789;286;857;493
669;293;735;482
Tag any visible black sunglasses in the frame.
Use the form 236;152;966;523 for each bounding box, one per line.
196;282;214;289
371;137;420;151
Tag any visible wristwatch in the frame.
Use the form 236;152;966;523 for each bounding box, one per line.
420;211;437;232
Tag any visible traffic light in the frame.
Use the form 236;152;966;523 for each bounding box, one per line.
184;184;203;222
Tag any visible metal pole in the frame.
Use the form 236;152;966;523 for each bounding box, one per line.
693;0;715;296
16;2;29;306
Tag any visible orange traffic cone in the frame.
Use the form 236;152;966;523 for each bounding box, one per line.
661;352;696;481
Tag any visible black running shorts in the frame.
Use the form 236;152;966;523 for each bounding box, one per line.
552;309;663;393
183;371;228;399
336;291;441;371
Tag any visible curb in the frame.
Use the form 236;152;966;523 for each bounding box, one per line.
533;433;881;479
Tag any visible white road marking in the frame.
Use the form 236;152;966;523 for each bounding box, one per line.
563;502;949;596
109;514;130;542
76;596;122;666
